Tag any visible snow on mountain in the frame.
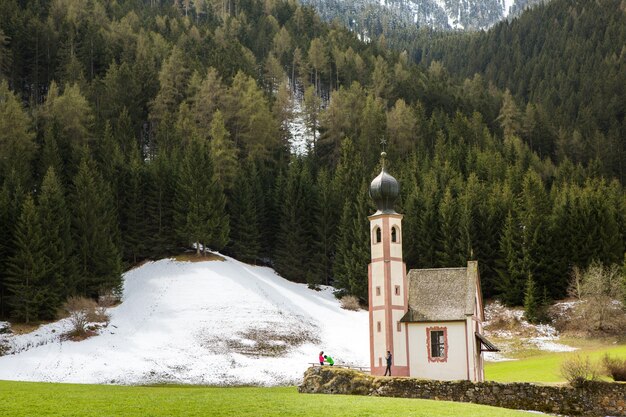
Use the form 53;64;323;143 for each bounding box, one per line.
0;255;368;385
300;0;546;33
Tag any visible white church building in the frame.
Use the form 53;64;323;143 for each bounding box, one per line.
367;154;498;381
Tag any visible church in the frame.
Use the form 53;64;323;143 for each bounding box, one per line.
367;153;498;382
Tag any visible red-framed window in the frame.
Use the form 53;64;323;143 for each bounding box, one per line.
426;326;448;363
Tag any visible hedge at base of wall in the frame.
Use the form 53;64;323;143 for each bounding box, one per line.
298;366;626;416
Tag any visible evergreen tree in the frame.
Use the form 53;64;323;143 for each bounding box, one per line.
0;172;25;318
498;210;525;305
71;160;122;297
273;158;318;283
209;110;238;191
174;137;229;255
38;167;77;317
5;196;47;323
120;146;146;263
227;162;261;263
333;183;371;301
523;274;539;324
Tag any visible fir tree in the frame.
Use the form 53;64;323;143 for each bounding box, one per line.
273;158;316;283
38;167;77;318
71;160;122;297
209;110;238;191
227;162;261;263
5;196;47;323
523;274;539;324
120;146;146;263
174;137;229;255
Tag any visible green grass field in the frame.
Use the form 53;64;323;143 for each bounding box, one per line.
485;342;626;383
0;382;539;417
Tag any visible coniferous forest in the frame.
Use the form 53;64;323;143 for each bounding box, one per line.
0;0;624;323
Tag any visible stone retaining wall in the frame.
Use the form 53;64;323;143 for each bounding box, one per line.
298;366;626;416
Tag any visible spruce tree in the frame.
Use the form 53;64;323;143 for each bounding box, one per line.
174;137;229;255
498;210;525;305
523;274;539;324
209;110;238;191
5;196;47;323
436;186;462;267
71;160;122;297
273;158;315;283
38;167;77;318
120;146;146;263
333;184;371;301
144;151;177;257
227;162;260;263
0;173;25;318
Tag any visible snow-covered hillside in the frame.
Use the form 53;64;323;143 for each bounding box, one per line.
0;255;368;385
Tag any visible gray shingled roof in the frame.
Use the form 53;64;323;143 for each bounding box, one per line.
400;263;479;322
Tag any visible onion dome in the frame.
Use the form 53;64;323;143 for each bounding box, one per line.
369;152;400;214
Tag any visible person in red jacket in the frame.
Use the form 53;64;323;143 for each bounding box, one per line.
319;351;324;365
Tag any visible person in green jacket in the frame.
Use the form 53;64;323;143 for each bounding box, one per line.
323;355;334;366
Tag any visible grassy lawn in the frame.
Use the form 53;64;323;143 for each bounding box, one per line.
485;342;626;383
0;381;539;417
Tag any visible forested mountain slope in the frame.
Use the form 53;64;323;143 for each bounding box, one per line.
0;0;623;325
400;0;626;181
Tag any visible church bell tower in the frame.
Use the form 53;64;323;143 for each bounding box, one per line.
368;152;409;376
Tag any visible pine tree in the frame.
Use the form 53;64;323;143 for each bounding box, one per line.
0;172;25;318
523;274;539;324
38;167;77;317
209;110;238;191
120;146;146;264
71;160;122;297
5;196;47;323
273;158;316;283
144;151;177;257
174;137;229;255
227;162;260;263
333;183;371;301
436;187;463;267
0;80;36;186
498;210;525;305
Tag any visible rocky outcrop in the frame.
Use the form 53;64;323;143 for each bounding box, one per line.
298;367;626;416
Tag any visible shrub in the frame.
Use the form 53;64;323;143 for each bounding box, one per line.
64;296;97;337
560;354;601;386
340;295;361;311
564;262;626;335
603;354;626;381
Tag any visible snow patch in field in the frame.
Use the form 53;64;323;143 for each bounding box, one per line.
0;255;369;385
483;300;578;360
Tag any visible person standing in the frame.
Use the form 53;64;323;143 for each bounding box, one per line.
318;351;324;365
384;351;392;376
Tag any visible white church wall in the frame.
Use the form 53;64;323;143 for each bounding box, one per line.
407;321;468;381
390;261;404;306
370;218;384;259
371;262;385;305
372;309;387;368
392;310;407;366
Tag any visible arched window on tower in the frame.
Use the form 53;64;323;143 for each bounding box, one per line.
374;227;382;243
391;226;398;243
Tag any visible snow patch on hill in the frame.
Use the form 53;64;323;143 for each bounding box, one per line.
483;301;577;361
0;255;368;385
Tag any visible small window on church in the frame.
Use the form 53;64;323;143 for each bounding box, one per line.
391;226;397;242
376;286;381;296
394;285;400;296
396;321;401;332
375;227;381;243
377;321;381;332
430;330;446;359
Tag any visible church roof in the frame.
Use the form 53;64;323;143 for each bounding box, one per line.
400;262;481;323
